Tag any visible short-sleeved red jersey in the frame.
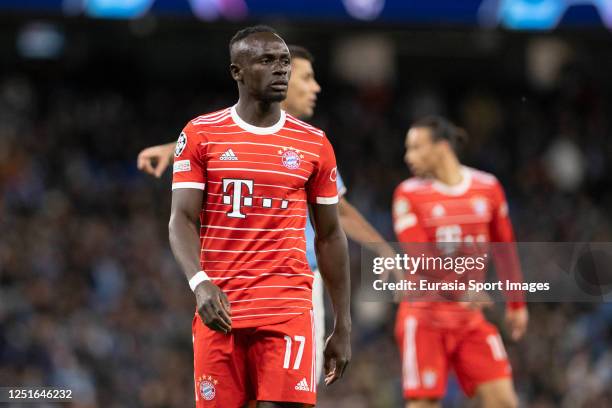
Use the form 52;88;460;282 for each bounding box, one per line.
173;106;338;328
392;166;524;329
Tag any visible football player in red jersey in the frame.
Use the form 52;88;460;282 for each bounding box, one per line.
138;43;397;385
392;116;529;408
168;26;350;408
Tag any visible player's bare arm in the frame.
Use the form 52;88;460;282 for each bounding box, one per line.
339;197;396;257
137;142;175;177
338;196;402;283
505;307;528;341
310;202;351;386
489;181;529;341
169;188;232;333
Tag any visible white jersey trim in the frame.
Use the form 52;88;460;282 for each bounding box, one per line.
202;130;323;147
229;297;311;304
199;141;319;158
208;167;309;181
224;285;311;292
191;109;231;124
315;196;339;205
285;116;325;137
432;166;472;196
192;114;231;125
403;317;421;390
233;306;312;311
206;267;299;272
232;312;303;319
207;192;307;203
201;236;306;243
207;202;307;212
310;309;315;392
394;214;418;233
205;209;307;219
202;224;305;232
423;215;492;227
207;123;239;129
172;182;205;190
271;132;323;146
231;105;286;135
207;179;305;191
201;247;307;254
210;272;314;280
201;257;307;265
207;159;314;174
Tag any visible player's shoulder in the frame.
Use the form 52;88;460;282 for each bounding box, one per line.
465;166;500;188
188;107;233;129
395;177;433;196
283;113;326;139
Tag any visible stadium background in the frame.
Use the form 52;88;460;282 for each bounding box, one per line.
1;1;611;407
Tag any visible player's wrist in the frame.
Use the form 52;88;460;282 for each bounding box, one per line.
165;143;175;161
189;271;211;292
333;317;352;335
378;245;397;259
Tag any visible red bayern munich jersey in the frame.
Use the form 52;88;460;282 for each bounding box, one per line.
172;106;338;328
392;166;525;329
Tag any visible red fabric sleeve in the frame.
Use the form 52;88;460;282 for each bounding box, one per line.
490;180;525;309
306;135;339;205
392;186;429;245
171;122;207;191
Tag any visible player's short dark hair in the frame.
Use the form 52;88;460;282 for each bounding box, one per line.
288;45;314;63
229;25;279;55
412;115;469;150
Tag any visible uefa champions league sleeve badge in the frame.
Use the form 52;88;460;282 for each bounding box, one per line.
175;132;188;157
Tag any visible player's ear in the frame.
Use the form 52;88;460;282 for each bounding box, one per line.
230;63;242;82
440;139;452;151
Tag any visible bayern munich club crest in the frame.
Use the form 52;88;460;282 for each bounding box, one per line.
197;375;218;401
278;147;304;170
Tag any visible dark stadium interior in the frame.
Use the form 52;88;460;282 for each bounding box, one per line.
1;13;612;408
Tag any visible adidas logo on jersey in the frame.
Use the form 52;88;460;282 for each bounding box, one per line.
294;378;309;392
220;149;238;161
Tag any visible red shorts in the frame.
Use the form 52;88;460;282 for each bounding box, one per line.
395;313;512;399
193;310;317;407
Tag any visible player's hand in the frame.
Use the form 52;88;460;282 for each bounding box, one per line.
460;289;494;311
323;328;351;386
505;306;528;341
137;143;174;178
378;246;399;282
194;281;232;334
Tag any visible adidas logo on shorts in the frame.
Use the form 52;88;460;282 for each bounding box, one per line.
294;378;309;392
220;149;238;161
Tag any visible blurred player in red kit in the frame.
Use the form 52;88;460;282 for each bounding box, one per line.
392;116;529;408
168;26;350;408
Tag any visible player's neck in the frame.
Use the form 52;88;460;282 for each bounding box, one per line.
433;156;463;186
234;98;282;128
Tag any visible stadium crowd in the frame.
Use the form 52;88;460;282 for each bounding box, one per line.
1;41;611;407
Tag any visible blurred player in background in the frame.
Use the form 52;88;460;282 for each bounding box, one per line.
168;26;350;407
139;43;397;382
392;116;529;408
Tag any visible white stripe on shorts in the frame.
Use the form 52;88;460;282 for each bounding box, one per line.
403;317;421;390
